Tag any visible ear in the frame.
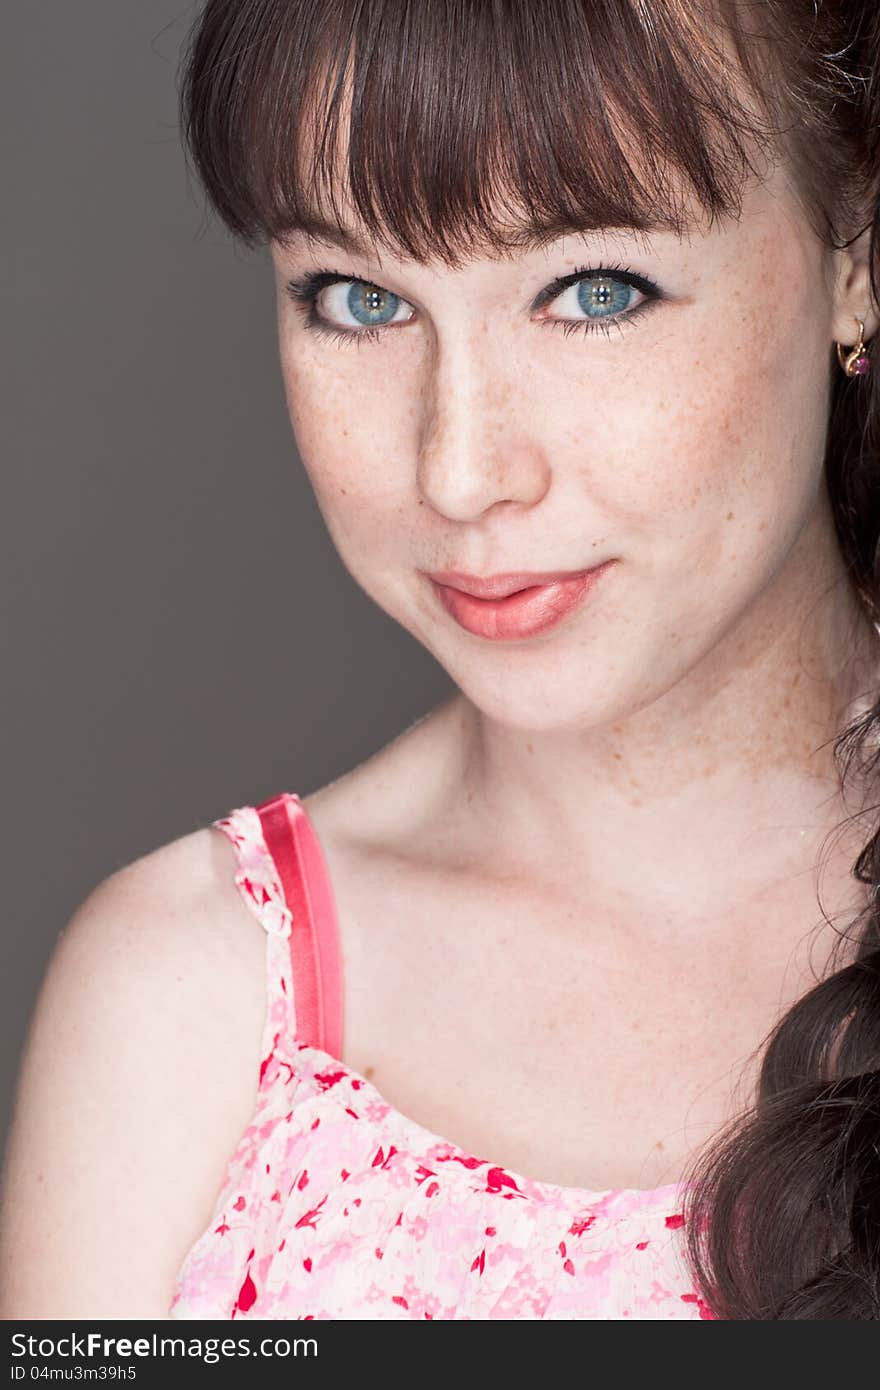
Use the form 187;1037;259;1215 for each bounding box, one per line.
830;218;880;348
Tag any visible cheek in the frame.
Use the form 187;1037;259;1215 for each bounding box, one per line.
278;347;412;561
573;294;832;584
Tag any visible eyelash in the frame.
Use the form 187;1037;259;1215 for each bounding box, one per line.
284;260;663;347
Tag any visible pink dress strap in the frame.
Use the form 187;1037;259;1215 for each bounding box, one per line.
254;792;344;1060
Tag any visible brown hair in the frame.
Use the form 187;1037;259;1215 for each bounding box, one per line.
179;0;880;1318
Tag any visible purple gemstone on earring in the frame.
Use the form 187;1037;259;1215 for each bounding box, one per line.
852;355;871;374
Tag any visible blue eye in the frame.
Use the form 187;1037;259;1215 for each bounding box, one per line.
285;261;662;345
344;281;407;327
579;276;636;318
286;273;414;341
531;262;659;340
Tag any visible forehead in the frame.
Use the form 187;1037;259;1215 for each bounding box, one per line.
275;203;675;263
272;151;802;275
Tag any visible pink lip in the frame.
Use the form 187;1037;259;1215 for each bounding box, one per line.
427;561;615;640
426;568;599;599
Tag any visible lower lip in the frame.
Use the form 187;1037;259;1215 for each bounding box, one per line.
429;562;615;641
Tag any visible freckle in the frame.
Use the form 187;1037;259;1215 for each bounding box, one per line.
613;752;622;761
726;511;734;521
631;797;642;807
339;487;348;495
656;1139;665;1150
526;742;534;754
365;1065;375;1079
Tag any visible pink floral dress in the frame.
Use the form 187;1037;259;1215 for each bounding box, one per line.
168;794;714;1320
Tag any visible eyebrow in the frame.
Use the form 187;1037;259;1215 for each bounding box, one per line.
282;211;673;259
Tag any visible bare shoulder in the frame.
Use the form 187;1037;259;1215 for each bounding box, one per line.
49;821;269;1067
0;818;267;1318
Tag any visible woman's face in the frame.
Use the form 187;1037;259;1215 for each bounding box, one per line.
269;160;872;735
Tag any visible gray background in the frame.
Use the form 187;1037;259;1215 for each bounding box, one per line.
1;5;450;1148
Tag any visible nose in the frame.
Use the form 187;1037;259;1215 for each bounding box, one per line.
415;333;551;522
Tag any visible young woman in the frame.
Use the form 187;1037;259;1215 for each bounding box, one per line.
2;0;879;1321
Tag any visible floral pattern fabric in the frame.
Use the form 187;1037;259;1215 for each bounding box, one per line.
168;804;714;1320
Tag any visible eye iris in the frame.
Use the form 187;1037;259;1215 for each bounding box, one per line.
577;277;632;319
348;283;400;326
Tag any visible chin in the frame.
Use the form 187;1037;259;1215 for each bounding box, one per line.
448;665;625;735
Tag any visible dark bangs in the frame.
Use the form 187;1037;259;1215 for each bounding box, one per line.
177;0;857;266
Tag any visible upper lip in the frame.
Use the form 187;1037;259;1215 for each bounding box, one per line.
426;565;607;599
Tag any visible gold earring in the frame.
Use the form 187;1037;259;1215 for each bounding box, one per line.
836;317;871;376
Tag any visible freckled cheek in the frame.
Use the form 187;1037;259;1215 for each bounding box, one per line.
592;347;822;559
279;357;412;551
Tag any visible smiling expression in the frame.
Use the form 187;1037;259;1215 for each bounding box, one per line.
269;158;863;733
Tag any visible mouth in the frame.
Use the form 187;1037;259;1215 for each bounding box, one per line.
425;561;616;641
425;568;605;600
